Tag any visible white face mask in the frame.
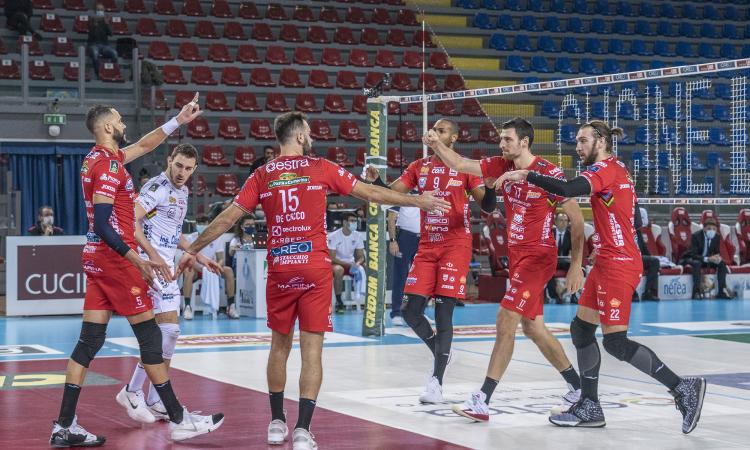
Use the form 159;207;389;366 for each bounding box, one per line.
42;216;54;226
96;9;105;16
705;229;716;240
347;222;358;232
196;224;207;233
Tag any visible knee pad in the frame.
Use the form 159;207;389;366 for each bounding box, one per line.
131;319;164;365
158;323;180;360
400;294;426;325
602;331;639;361
570;317;597;349
70;322;107;368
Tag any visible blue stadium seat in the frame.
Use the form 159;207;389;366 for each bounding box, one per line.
506;55;528;72
617;1;635;16
544;16;561;32
572;0;588;14
635;20;654;36
580;58;601;75
702;4;718;20
694;84;713;100
489;34;510;51
681;4;699;20
742;44;750;58
714;84;731;100
724;5;738;21
720;44;737;59
650;60;666;70
639;2;657;18
655;176;669;195
630;40;651;56
496;15;516;30
591;102;605;118
560;124;577;144
635;126;649;144
625;60;643;72
657;153;670;169
654;41;675;57
603;59;621;74
665;104;685;120
584;38;604;54
722;24;739;40
699;43;717;59
700;23;718;39
513;35;532;52
691;104;710;122
542;100;560;118
676;42;696;58
656;21;678;37
550;0;568;13
521;15;540;32
590;18;607;34
639;102;658;120
706;152;730;171
561;37;582;53
609;39;626;55
598;84;617;96
481;0;501;10
618;103;635;120
611;19;630;35
528;0;548;13
537;36;557;52
554;57;576;74
712;105;731;122
709;128;730;146
631;151;646;168
530;56;550;73
618;128;635;145
690;156;707;171
473;13;493;29
679;23;698;38
659;3;677;19
567;17;584;33
594;0;611;15
504;0;522;11
457;0;479;8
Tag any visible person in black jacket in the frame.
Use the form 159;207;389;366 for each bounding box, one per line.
4;0;40;38
681;218;732;299
87;3;117;78
249;146;276;175
546;212;572;303
27;206;65;236
634;208;660;301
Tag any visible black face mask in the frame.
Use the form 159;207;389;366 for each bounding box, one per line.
113;128;128;148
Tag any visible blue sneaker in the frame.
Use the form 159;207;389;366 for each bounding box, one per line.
549;397;606;428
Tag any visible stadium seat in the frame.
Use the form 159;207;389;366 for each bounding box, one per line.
611;20;629;36
560;124;577;144
205;91;231;111
265;93;291;113
339;121;365;141
709;128;730;146
371;8;393;25
722;24;739;40
413;30;435;48
457;124;477;143
166;19;188;37
250;119;274;139
136;18;161;36
458;0;479;8
280;24;302;42
310;119;335;140
361;28;383;46
653;41;675;57
479;123;499;143
397;8;418;26
364;71;383;89
142;89;167;110
386;29;408;47
736;210;750;263
634;20;654;36
387;101;400;115
0;59;20;79
561;37;581;53
61;61;85;81
521;15;539;32
473;13;492;29
496;14;515;30
625;60;643;73
191;66;217;85
401;51;423;69
61;0;85;9
239;2;260;19
182;0;204;16
506;55;527;72
232;146;255;166
387;147;403;168
679;23;698;38
293;47;316;65
221;67;246;86
202;145;230;165
218;118;245;139
429;52;451;70
715;84;732;100
223;22;245;40
206;43;231;63
72;14;90;33
266;3;287;20
584;38;603;54
330;27;355;45
211;0;232;18
578;58;600;75
346;6;368;24
195;20;219;39
355;147;367;166
40;12;65;32
351;95;367;114
392;73;414;91
337;70;360;89
608;39;626;55
293;4;315;21
712;105;730;122
396;122;419;142
656;21;677;37
98;62;123;82
154;0;176;15
124;0;146;13
489;34;510;51
590;18;607;34
190;175;207;196
537;36;557;52
324;94;348;113
530;56;550;73
295;93;320;113
265;46;289;65
701;23;718;39
178;42;203;61
235;92;261;111
543;16;561;33
555;57;575;74
566;17;584;33
320;6;342;23
148;41;173;60
603;59;620;74
327;147;353;167
28;60;53;80
187;117;214;139
542;100;560;118
309;70;333;88
308;26;330;44
349;49;373;67
407;103;423;115
250;67;275;87
444;74;465;91
691;104;710;122
435;100;459;116
461;99;483;116
513;35;532;52
53;37;76;57
251;23;274;41
676;42;696;58
699;43;718;59
630;40;651;56
375;50;399;68
720;44;737;59
273;68;300;88
216;174;240;196
703;4;718;20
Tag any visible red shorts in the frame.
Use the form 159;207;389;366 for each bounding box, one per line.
266;269;333;334
501;246;557;320
83;260;152;316
578;259;642;326
404;243;472;299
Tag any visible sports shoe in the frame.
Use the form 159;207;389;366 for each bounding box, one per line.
419;376;443;403
169;407;225;441
549;397;606;428
550;389;582;416
115;385;156;423
50;416;106;448
391;315;406;327
335;303;345;314
183;305;194;320
227;303;240;319
292;428;318;450
670;377;707;434
147;399;170;422
452;390;490;422
268;419;289;445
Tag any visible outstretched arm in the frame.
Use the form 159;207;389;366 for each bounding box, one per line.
351;182;450;213
423;130;483;177
496;170;592;198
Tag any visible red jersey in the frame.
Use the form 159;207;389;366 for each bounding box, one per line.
80;145;137;264
480;156;565;249
234;155;358;272
399;156;483;245
580;156;641;263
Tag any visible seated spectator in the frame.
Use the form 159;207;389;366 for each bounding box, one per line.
27;205;64;236
680;217;733;299
249;146;276;175
4;0;41;39
88;3;118;79
228;214;256;272
635;207;660;301
182;215;239;319
328;212;365;313
546;212;571;303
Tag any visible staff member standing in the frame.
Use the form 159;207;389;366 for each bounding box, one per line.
387;206;420;326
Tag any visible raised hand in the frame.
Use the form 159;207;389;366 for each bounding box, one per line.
362;164;380;182
422;130;440;148
176;92;203;125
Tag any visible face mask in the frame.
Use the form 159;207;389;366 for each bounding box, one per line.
705;229;716;240
347;222;358;232
96;10;105;16
196;224;207;233
42;216;54;226
243;226;255;235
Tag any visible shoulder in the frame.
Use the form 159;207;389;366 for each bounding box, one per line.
537;158;564;177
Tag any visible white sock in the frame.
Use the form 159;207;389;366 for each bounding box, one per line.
147;382;161;405
128;363;148;392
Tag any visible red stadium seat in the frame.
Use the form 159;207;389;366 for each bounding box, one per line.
479;123;500;143
293;5;315;21
396;122;419;142
142;89;167;110
177;43;202;61
220;67;245;86
236;92;261;111
98;62;123;82
17;35;42;55
346;7;368;24
250;68;276;86
0;59;20;79
308;26;330;44
191;66;217;85
28;60;54;80
352;95;367;114
458;124;477;143
392;73;414;91
320;48;343;66
33;0;54;9
296;93;321;112
202;145;230;165
124;0;147;13
166;19;188;37
40;13;65;32
224;22;246;40
195;20;219;39
736;209;750;264
279;68;303;87
472;149;487;160
73;14;90;34
173;90;196;108
413;30;436;48
216;174;240;196
332;28;355;46
280;24;302;42
419;73;439;91
640;224;667;257
444;74;466;91
407;103;423;115
265;93;291;112
701;209;719;226
310;119;335;140
364;71;383;88
53;37;76;57
462;99;484;116
250;119;275;139
386;29;408;47
136;18;160;36
211;0;233;18
148;41;173;60
236;44;261;63
324;94;348;113
327;147;354;167
371;8;393;25
63;0;86;9
309;70;333;88
339;121;365;141
319;6;342;23
182;0;205;16
187;117;214;139
206;91;231;111
397;9;419;26
266;3;287;20
435;100;459;116
356;147;366;166
251;23;274;41
349;49;373;67
389;0;406;5
485;210;509;275
191;175;207;196
207;43;232;62
239;2;260;19
294;47;317;65
429;52;452;70
63;61;88;81
218;118;245;139
265;46;289;64
402;51;423;68
376;50;399;68
98;0;118;11
361;28;383;45
336;71;360;89
387;147;403;168
234;146;256;166
154;0;176;15
110;16;129;35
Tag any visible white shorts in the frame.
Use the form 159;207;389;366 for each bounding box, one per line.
148;280;181;315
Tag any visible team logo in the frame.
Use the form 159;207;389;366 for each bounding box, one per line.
149;184;159;192
80;160;89;173
442;274;449;281
610;298;622;308
446;262;454;268
271;226;282;237
268;173;310;189
130;287;142;296
522;290;530;299
109;160;119;173
168;196;176;204
420;166;429;174
459;276;466;284
418;177;427;188
449;169;458;176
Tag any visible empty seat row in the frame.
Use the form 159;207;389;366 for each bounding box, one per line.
0;58;107;81
185;117;367;141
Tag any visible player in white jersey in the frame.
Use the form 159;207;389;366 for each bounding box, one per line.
117;144;222;422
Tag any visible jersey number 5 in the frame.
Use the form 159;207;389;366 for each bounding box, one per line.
280;188;299;213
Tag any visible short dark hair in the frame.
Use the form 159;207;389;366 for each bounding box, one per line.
343;212;357;221
86;104;115;133
170;143;198;161
501;117;534;148
37;205;53;216
263;145;275;152
274;111;307;144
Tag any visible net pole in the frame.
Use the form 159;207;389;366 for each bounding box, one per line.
421;16;428;159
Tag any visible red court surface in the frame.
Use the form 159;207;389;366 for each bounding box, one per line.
0;357;468;449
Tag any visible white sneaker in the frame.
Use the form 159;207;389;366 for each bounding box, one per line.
147;399;171;421
169;407;225;441
116;385;156;423
50;416;106;447
391;316;406;327
183;305;193;320
267;419;289;445
419;376;443;403
292;428;318;450
227;303;240;319
452;390;490;422
550;389;582;416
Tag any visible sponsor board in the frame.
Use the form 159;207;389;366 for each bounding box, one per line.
108;332;371;350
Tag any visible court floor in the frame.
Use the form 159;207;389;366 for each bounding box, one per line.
2;298;750;449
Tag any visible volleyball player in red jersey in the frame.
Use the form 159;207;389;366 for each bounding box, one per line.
498;120;705;434
175;112;450;449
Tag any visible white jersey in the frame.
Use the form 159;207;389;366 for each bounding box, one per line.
327;228;364;264
137;172;189;267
